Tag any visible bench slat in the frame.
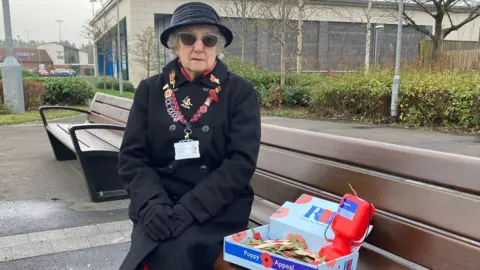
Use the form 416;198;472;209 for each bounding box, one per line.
50;124;118;152
357;248;411;270
261;124;480;195
87;113;125;136
91;102;130;124
251;171;480;270
256;146;480;242
85;129;123;149
94;92;133;111
46;124;82;151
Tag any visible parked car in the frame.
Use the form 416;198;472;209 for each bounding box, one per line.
55;69;75;77
38;70;49;77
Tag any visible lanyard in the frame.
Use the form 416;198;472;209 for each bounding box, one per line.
163;70;221;140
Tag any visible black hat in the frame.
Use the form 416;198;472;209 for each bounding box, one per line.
160;2;233;49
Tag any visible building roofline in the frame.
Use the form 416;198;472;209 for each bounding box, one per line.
36;42;88;53
90;0;474;24
90;0;121;25
317;0;473;12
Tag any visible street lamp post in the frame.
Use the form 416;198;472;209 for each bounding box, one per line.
90;0;98;77
1;0;25;114
56;20;63;42
116;0;123;95
90;0;97;18
390;0;404;123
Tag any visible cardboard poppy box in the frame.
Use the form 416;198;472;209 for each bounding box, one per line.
223;194;373;270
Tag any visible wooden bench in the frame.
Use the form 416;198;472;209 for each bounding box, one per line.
39;92;132;202
243;124;480;269
40;93;480;269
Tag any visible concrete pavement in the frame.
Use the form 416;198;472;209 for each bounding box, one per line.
0;115;478;269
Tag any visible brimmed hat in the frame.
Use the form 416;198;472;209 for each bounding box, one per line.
160;2;233;49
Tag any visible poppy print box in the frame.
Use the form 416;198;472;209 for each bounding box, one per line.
223;194;372;269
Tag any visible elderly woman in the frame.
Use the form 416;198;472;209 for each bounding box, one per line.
118;2;261;270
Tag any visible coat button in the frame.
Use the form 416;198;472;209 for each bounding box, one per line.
200;165;207;172
202;125;210;132
169;124;176;131
168;165;174;173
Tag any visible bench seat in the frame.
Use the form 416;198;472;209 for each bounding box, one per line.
45;124;120;152
39;93;132;202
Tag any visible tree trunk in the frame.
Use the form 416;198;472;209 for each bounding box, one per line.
364;0;372;74
280;0;286;86
103;54;107;90
432;16;444;61
432;38;442;62
241;36;246;62
296;2;304;73
241;3;246;62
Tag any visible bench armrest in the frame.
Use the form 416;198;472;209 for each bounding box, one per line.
68;124;126;154
39;106;90;126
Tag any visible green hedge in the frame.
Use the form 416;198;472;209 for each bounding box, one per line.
310;70;480;129
96;76;135;92
225;56;480;130
44;77;95;105
0;77;94;111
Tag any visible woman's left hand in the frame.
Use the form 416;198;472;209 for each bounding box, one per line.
170;204;195;238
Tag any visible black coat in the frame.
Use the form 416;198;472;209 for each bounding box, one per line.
118;58;261;270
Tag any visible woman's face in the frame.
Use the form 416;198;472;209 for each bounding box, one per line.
175;25;219;75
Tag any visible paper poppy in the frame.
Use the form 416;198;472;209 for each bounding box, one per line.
253;232;262;240
286;233;308;249
261;253;273;268
295;194;313;204
232;231;247;243
318;209;334;223
271;207;289;218
326;259;336;268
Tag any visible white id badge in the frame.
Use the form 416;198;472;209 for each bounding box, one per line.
174;140;200;160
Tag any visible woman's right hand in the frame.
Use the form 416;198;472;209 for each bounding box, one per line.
140;204;174;241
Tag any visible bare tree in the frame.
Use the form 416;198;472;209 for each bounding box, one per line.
258;0;297;86
295;0;318;72
364;0;373;73
398;0;480;61
129;26;160;78
220;0;258;62
83;15;115;89
328;1;392;71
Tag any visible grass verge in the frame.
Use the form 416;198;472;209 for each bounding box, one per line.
0;106;89;126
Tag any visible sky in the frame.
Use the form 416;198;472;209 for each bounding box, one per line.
0;0;104;46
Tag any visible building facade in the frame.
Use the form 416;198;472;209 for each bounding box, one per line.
37;42;93;75
91;0;480;87
0;48;53;70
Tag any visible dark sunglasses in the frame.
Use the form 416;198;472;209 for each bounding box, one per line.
177;32;219;48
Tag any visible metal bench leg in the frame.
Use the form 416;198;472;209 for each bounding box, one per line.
77;152;129;202
46;131;77;161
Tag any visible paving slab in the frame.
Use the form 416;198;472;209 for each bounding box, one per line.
0;242;129;270
0;220;132;263
0;123;129;237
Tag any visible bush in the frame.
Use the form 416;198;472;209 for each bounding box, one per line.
22;69;39;78
96;76;135;92
0;79;47;111
310;69;480;129
44;77;95;105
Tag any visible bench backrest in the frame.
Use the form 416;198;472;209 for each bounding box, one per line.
253;124;480;270
87;92;133;128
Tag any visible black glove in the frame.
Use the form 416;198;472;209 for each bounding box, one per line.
140;204;174;241
171;204;195;238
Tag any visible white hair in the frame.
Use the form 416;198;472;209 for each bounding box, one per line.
166;25;226;57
